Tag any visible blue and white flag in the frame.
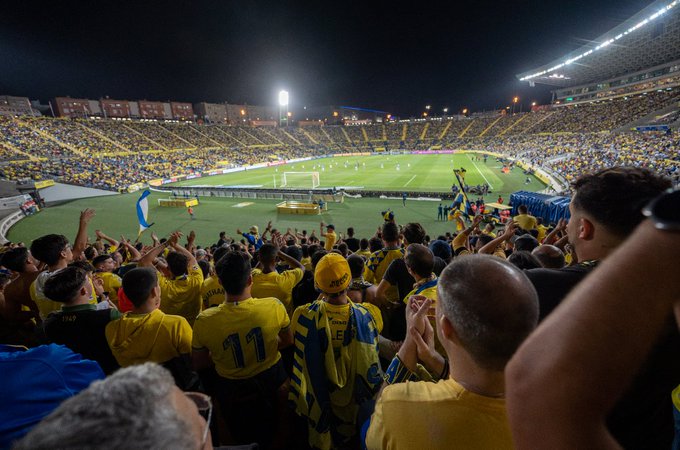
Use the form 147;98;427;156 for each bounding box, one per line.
136;190;154;236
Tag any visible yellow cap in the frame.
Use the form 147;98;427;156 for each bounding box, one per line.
314;253;351;294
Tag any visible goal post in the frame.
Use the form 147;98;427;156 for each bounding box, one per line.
281;171;320;189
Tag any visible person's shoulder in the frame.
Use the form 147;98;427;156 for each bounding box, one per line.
381;379;453;403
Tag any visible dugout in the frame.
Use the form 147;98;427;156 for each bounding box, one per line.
509;191;571;224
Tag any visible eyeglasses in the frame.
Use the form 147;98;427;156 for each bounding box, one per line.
185;391;212;449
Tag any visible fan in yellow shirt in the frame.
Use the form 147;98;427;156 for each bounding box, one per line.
92;254;122;306
320;222;337;251
192;251;293;448
250;243;305;316
513;204;537;231
137;232;203;326
105;267;192;368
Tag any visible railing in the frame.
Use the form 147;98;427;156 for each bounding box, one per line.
0;210;26;244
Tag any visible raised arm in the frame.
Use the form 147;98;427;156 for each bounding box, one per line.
542;218;567;245
452;214;483;251
478;221;516;255
506;219;680;449
170;233;197;268
138;233;176;267
95;229;120;249
72;209;96;261
277;249;304;271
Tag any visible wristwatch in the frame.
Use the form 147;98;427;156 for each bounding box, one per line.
642;188;680;231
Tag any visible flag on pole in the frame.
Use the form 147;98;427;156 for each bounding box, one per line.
136;190;154;237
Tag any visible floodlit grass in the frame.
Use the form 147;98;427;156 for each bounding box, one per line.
9;154;544;246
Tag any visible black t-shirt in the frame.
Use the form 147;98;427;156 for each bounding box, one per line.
43;305;120;375
526;264;680;449
344;237;360;253
381;259;415;341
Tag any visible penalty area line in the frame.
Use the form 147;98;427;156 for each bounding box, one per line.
404;175;417;187
466;155;494;190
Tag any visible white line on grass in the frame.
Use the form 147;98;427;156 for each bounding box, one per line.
404;175;417;187
466;155;494;189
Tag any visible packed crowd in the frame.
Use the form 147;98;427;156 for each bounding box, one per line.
0;166;678;450
0;104;678;190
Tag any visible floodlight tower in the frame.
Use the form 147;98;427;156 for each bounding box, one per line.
279;90;289;127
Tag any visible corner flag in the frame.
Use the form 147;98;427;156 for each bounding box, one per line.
136;190;154;237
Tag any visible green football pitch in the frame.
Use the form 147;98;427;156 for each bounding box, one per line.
8;154;545;246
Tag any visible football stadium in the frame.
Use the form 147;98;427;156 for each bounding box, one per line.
1;1;679;449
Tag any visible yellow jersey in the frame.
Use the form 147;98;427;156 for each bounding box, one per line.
192;297;290;380
366;378;513;450
514;214;537;231
364;248;405;284
250;267;304;316
324;231;337;251
201;276;225;309
98;272;122;306
31;270;98;319
105;308;192;367
158;263;203;326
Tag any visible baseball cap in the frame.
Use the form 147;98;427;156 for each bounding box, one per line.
249;225;259;234
314;253;351;294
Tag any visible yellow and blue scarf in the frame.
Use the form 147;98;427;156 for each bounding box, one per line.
289;300;382;450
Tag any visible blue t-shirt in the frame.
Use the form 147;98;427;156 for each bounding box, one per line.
0;344;104;449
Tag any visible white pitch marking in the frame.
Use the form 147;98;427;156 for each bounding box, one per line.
467;155;494;189
404;175;417;187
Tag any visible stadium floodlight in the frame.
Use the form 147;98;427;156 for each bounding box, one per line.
425;105;431;110
519;0;679;82
279;90;289;106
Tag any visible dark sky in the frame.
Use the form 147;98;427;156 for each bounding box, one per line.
0;0;656;116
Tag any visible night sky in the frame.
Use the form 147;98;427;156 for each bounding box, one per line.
0;0;655;116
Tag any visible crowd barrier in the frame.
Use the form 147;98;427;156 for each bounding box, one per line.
509;190;571;224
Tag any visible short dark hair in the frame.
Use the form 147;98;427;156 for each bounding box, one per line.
198;260;211;279
369;237;383;253
571;166;671;237
285;245;302;262
438;255;538;371
92;254;113;269
347;227;355;237
84;247;97;261
215;251;251;295
311;249;328;269
68;260;95;273
402;223;426;245
43;266;88;303
359;238;369;250
258;243;278;264
212;246;230;265
30;234;69;266
518;205;528;214
165;251;189;277
382;222;400;243
347;254;365;278
122;267;158;308
1;247;30;272
405;244;434;278
507;251;542;270
477;234;494;247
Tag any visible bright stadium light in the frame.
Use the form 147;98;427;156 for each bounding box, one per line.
425;105;431;110
519;0;679;82
278;90;289;106
278;90;289;127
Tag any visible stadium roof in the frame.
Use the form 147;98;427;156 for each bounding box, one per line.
516;0;680;87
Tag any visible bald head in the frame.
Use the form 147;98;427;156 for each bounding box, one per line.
437;254;539;371
531;245;565;268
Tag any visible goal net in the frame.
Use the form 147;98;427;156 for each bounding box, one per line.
281;171;320;189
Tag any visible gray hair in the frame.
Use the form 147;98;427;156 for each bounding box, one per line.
14;363;196;450
437;254;539;371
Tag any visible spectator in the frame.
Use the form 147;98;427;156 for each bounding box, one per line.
138;232;203;326
105;267;195;389
513;204;537;231
524;166;678;448
0;343;104;448
290;253;382;450
344;227;360;252
0;247;42;346
365;255;539;449
192;251;292;448
531;244;565;268
507;195;680;449
29;209;96;318
320;222;337;251
92;254;123;307
14;363;210;450
250;243;305;317
42;266;120;374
